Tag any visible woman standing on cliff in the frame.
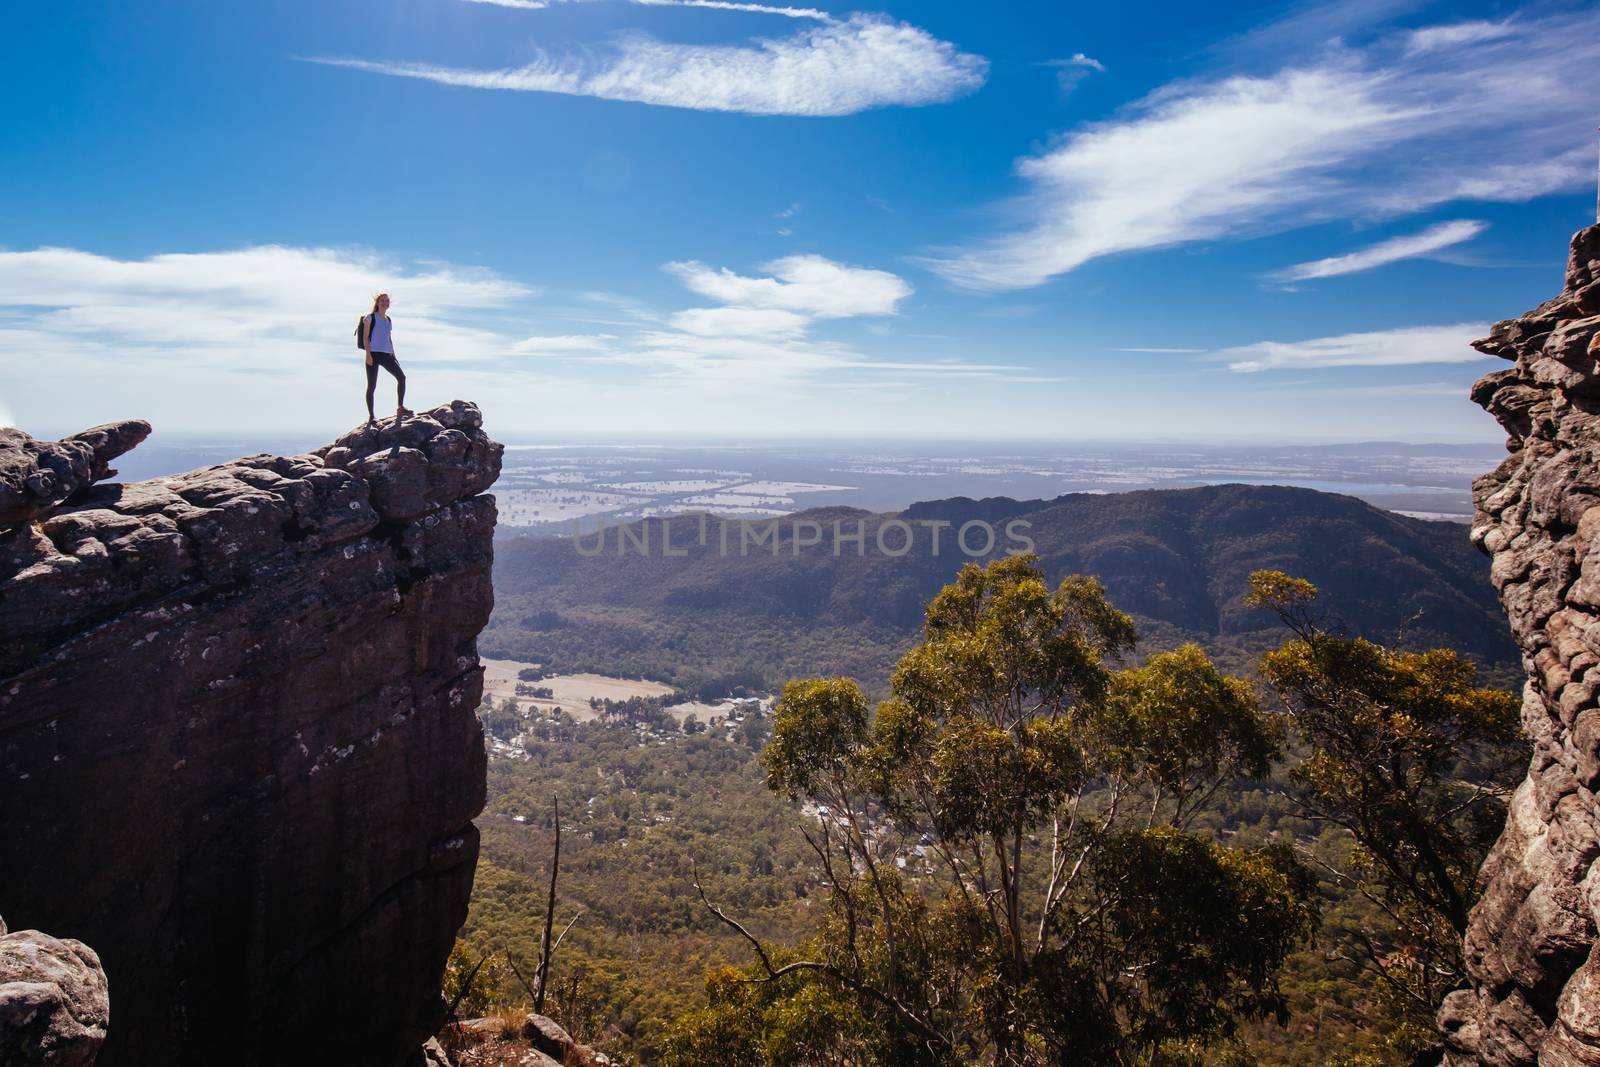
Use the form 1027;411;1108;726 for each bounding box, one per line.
361;292;410;426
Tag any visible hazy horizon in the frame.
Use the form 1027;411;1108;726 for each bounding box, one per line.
102;433;1498;527
36;424;1509;448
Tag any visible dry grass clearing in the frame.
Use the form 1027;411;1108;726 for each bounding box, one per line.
480;658;683;721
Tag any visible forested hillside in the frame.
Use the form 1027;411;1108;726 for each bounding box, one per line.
488;484;1513;688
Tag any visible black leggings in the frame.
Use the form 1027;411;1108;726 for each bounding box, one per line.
365;351;406;416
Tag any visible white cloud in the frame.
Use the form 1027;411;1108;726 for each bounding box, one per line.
922;8;1600;290
309;13;986;117
922;66;1406;289
1404;20;1517;53
668;306;810;336
0;245;557;432
605;325;1030;387
631;0;834;20
1271;218;1487;281
1218;323;1489;372
0;246;532;367
482;0;833;17
666;254;912;317
591;252;1030;387
1257;380;1466;397
1211;0;1428;58
1040;52;1105;92
640;256;893;371
512;333;617;352
0;244;1028;435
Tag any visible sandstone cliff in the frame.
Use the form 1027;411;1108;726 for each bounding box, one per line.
1443;227;1600;1066
0;402;502;1066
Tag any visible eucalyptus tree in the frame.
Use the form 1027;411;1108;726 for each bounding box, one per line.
1247;570;1522;1054
671;556;1317;1067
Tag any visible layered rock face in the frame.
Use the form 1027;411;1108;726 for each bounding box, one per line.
1442;227;1600;1066
0;402;501;1066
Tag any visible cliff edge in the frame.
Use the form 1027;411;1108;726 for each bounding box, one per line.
1444;228;1600;1067
0;401;502;1066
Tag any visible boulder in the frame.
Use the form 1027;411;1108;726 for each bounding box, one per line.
0;919;109;1067
441;1014;611;1067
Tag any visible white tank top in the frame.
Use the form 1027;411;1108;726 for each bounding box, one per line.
368;313;393;353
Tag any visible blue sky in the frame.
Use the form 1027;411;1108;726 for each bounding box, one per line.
3;0;1598;441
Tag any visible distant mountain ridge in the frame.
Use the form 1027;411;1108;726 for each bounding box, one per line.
487;483;1514;689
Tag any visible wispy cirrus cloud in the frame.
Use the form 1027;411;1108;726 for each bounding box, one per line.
632;0;835;19
921;8;1600;290
461;0;554;9
307;13;986;116
466;0;834;17
1270;218;1487;282
1403;20;1518;53
1218;323;1489;373
1209;0;1429;60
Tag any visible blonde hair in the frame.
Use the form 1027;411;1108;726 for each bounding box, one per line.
370;292;390;316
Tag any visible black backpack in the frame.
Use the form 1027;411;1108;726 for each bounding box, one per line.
354;313;369;349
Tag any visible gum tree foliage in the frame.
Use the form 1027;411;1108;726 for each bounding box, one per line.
668;556;1318;1066
1245;570;1523;1058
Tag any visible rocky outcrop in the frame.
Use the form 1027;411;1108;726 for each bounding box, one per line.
1443;227;1600;1066
0;916;109;1067
439;1013;614;1067
0;421;150;529
0;402;502;1066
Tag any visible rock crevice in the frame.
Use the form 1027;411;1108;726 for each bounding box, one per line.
0;401;502;1066
1445;227;1600;1067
